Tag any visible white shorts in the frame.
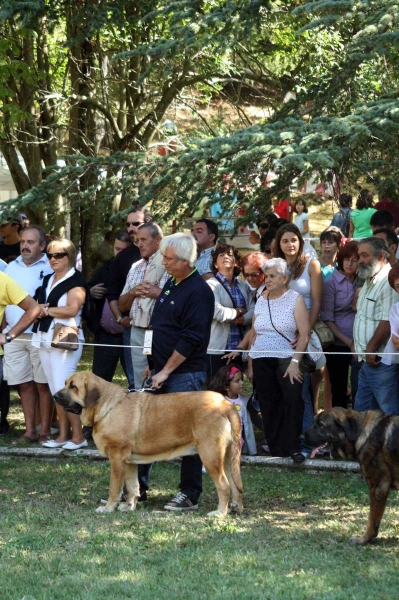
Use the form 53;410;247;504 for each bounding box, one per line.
39;343;83;396
3;334;48;385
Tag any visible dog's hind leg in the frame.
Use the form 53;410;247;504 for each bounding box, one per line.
224;445;243;514
351;483;390;545
118;463;140;512
198;441;231;517
96;455;126;514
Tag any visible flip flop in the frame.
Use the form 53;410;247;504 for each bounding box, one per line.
11;435;39;446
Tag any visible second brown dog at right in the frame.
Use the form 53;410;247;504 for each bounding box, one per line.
54;371;243;517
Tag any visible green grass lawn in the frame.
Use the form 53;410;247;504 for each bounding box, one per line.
2;346;399;599
1;458;399;600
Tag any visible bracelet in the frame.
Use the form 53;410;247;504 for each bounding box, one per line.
116;316;123;324
291;358;299;364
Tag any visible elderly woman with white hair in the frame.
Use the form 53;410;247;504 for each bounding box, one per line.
248;257;310;462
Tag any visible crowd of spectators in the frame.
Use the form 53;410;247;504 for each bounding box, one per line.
1;187;399;511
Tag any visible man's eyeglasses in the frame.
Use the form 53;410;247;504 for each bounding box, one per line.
126;221;144;227
264;248;272;255
243;271;263;279
47;252;68;260
258;223;269;229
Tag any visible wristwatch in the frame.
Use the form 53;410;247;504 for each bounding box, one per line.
116;316;123;324
4;333;12;343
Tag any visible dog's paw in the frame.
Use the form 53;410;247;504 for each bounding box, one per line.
95;504;116;514
118;501;137;512
228;502;243;515
350;534;373;545
207;509;226;518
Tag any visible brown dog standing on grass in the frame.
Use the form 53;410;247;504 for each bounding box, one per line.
301;407;399;545
54;371;243;517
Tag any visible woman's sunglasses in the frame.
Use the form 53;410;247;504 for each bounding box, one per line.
47;252;68;260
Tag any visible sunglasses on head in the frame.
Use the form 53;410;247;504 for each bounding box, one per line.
126;221;143;227
47;252;68;260
243;271;263;279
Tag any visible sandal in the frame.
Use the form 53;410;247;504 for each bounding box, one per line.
11;435;39;446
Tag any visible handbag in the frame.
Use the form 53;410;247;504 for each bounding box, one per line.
266;296;316;373
313;318;334;350
51;323;79;351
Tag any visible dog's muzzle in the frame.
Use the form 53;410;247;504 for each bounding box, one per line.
53;392;83;415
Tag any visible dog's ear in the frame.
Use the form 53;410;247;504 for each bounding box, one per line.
85;383;100;407
341;415;358;442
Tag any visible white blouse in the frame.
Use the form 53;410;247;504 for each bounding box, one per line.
249;289;299;359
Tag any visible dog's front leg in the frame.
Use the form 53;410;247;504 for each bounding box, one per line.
118;463;140;512
351;484;390;545
96;456;126;514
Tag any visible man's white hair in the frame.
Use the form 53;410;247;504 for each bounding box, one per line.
160;233;198;267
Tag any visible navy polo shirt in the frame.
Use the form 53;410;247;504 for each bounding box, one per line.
150;268;214;374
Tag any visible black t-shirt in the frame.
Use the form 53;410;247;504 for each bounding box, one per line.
0;241;21;264
106;244;141;302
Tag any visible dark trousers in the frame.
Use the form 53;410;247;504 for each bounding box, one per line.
253;357;304;456
326;344;357;409
92;330;128;383
0;356;10;424
140;371;206;502
206;353;243;384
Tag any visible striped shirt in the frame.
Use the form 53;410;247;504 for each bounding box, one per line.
121;252;169;324
353;262;399;361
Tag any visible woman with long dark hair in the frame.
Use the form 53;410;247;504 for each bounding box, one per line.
274;223;324;454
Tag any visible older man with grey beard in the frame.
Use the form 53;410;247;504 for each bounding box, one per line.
353;237;399;414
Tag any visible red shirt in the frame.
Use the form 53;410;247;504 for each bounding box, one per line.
273;199;293;221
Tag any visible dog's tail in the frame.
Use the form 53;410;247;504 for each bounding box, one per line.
227;408;243;495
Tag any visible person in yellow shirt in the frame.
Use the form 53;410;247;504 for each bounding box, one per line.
0;272;41;434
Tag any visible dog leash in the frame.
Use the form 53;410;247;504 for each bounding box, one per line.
127;376;156;393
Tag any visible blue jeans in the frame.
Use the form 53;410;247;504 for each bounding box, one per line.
354;362;399;414
122;326;135;388
141;371;206;503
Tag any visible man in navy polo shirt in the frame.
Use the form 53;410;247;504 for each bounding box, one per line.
149;232;214;511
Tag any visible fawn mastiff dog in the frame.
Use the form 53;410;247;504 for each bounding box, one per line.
54;371;243;516
301;408;399;545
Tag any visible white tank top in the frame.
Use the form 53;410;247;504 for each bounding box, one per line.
289;258;312;310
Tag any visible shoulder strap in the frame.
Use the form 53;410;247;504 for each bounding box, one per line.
266;295;292;344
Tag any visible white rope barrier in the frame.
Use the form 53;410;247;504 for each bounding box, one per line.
3;336;398;356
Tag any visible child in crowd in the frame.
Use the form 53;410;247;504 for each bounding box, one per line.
294;198;309;235
208;365;257;455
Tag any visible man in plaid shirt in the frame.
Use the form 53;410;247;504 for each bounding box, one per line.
119;223;168;388
354;237;399;414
